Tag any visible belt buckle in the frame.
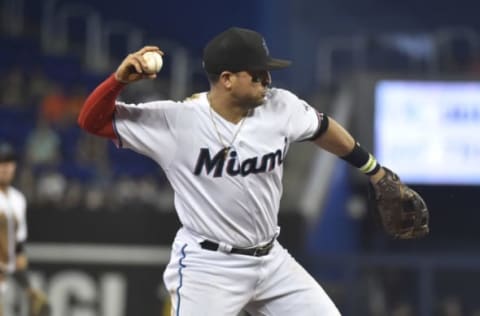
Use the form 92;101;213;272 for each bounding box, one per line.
254;243;271;256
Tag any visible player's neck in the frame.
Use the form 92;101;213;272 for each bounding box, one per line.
0;184;8;193
207;92;249;124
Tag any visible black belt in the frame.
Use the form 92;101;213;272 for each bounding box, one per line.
200;239;274;257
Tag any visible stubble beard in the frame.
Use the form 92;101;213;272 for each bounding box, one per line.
247;89;269;109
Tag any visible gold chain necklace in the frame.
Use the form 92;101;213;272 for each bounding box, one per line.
208;102;247;159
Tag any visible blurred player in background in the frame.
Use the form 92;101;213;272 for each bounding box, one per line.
0;142;49;316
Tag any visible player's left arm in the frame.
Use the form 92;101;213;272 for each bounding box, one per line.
13;249;29;287
13;250;51;316
282;90;383;182
285;91;428;238
312;115;429;239
13;194;32;289
13;195;51;316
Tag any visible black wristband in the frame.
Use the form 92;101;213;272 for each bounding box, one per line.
13;269;31;289
16;242;25;254
341;142;380;175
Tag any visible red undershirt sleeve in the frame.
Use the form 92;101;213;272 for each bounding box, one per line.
77;74;126;139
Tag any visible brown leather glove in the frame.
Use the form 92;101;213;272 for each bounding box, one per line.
370;168;429;239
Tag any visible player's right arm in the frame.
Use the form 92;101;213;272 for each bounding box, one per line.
77;46;163;139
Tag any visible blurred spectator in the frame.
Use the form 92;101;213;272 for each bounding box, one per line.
15;165;36;202
24;116;61;169
0;67;26;107
62;180;85;209
440;296;463;316
40;83;68;126
391;302;414;316
157;181;175;211
104;174;174;211
136;176;160;206
35;169;67;206
85;185;106;211
26;67;52;106
110;176;138;208
75;132;110;180
65;84;87;123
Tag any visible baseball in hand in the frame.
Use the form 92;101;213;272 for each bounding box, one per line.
142;51;163;74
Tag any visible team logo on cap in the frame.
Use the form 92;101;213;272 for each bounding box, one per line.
262;39;269;55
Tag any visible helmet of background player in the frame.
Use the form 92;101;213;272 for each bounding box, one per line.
0;142;18;188
0;142;17;163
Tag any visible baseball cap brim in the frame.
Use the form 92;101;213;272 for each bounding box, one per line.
262;57;292;70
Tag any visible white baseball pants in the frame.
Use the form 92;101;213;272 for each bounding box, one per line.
163;228;341;316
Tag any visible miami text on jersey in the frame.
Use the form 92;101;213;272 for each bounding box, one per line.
194;148;284;177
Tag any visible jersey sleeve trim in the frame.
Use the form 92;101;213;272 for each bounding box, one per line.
300;112;329;142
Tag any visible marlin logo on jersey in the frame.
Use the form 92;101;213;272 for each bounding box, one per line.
194;147;284;177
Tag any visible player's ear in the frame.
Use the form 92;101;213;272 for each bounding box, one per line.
219;71;234;89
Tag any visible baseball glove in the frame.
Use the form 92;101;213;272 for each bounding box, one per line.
28;288;51;316
370;168;429;239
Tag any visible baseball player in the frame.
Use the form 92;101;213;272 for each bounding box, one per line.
0;142;49;316
78;27;428;315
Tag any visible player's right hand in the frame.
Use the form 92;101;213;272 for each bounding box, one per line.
115;46;164;83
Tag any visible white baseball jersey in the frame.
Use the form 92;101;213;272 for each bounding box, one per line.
0;187;27;273
113;88;322;248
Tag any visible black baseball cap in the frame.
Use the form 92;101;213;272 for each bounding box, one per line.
0;142;17;162
203;27;291;74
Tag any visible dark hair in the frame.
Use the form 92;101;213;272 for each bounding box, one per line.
0;142;17;162
205;72;220;84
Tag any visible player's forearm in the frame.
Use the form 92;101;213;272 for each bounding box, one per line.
314;117;384;182
13;253;30;289
15;252;28;271
77;74;125;138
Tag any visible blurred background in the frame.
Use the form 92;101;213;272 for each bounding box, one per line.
1;0;480;315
